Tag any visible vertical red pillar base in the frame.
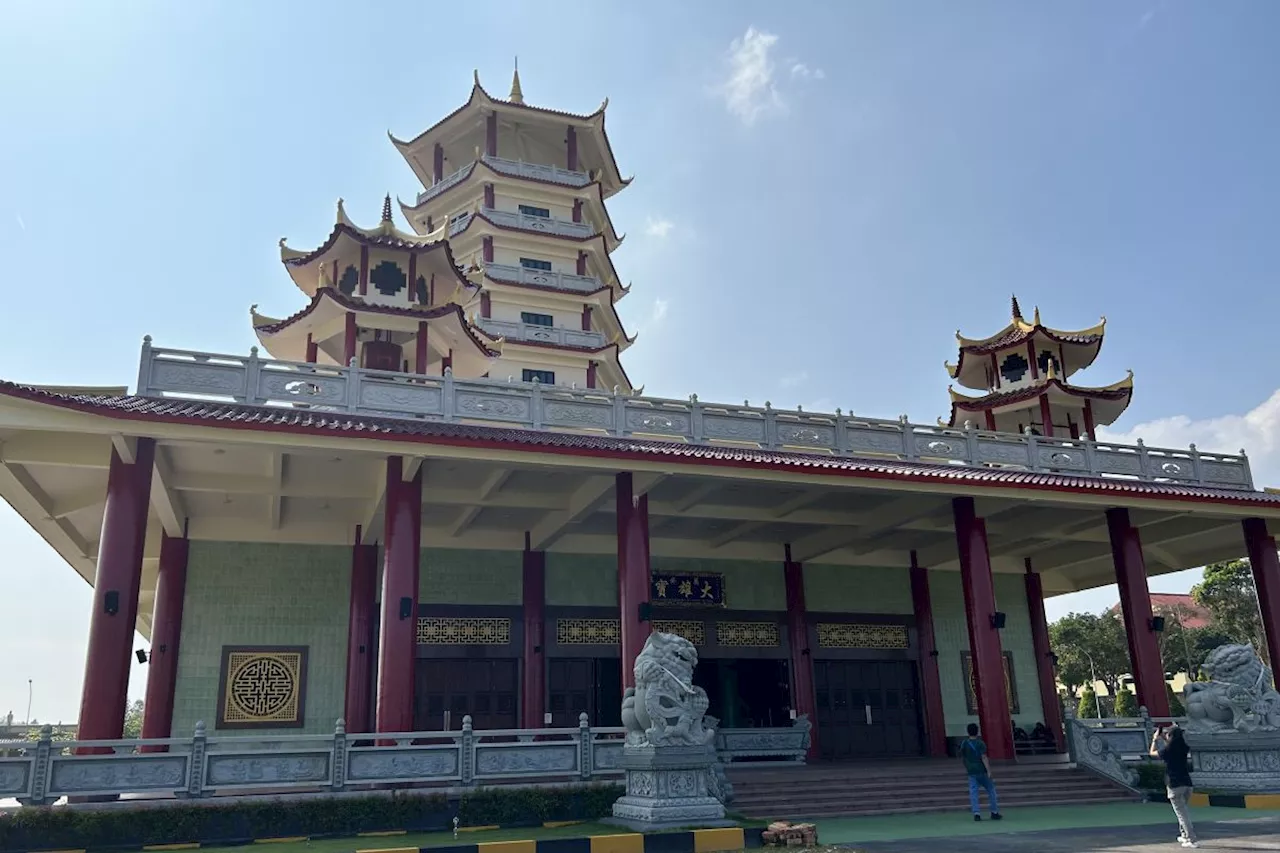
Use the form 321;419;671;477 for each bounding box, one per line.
1025;560;1066;752
376;457;422;734
909;552;949;758
783;552;819;760
345;530;378;734
1106;509;1170;716
78;439;156;747
1243;519;1280;673
953;498;1015;760
140;530;188;750
617;474;651;690
522;545;547;728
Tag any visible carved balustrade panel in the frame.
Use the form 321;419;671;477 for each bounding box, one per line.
474;743;579;778
205;751;331;788
358;378;444;416
0;759;32;796
48;755;188;796
346;745;461;783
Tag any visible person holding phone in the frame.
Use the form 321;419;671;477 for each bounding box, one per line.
1150;724;1197;848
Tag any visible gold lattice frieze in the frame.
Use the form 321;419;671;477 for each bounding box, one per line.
416;617;511;645
816;623;909;650
219;647;306;728
556;618;621;645
652;620;706;646
715;621;781;647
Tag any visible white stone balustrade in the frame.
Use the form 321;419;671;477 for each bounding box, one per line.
415;156;592;206
476;318;606;349
484;262;604;294
480;206;594;239
134;340;1256;491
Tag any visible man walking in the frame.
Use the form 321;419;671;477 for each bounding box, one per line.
960;722;1002;821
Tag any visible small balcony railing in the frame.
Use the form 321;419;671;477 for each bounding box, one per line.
446;209;593;241
484;262;604;294
415;156;592;206
133;341;1257;491
476;318;606;349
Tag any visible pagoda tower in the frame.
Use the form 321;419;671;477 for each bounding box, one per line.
944;296;1133;439
391;67;636;392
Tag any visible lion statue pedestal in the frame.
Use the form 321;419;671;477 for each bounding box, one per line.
1183;644;1280;793
608;632;733;831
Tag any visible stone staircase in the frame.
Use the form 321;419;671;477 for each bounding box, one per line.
727;759;1138;819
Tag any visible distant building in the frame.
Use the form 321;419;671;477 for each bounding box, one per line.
1111;593;1212;630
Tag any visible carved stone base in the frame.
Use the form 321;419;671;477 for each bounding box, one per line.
1186;731;1280;793
607;745;731;831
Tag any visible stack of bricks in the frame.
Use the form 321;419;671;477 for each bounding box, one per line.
761;821;819;847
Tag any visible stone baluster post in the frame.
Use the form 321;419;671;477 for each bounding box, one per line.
461;715;474;787
24;725;53;806
579;712;592;780
186;721;208;798
332;718;347;792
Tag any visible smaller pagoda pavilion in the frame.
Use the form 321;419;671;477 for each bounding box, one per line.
257;197;500;378
945;296;1133;438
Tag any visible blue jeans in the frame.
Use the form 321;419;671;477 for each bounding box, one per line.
968;773;999;814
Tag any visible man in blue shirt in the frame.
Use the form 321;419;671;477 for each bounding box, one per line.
960;723;1002;821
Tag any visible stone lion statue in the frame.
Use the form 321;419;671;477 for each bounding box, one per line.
1184;644;1280;733
620;632;715;749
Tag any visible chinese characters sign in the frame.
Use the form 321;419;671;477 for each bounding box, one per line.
651;572;725;607
961;651;1020;715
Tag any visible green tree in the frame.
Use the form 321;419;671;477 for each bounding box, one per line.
1192;559;1265;660
1077;686;1100;718
1166;683;1186;717
1050;611;1132;696
123;700;144;739
1156;602;1206;678
1113;686;1138;717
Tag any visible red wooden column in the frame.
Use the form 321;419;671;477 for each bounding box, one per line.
415;321;429;375
1038;395;1055;437
140;529;188;748
566;125;578;171
522;540;547;728
953;497;1014;759
486;113;498;157
1083;400;1097;441
617;473;651;689
78;438;156;743
345;528;378;733
432;143;444;183
305;334;318;364
783;548;818;759
1243;518;1280;672
376;457;423;733
343;312;357;366
908;551;948;757
1106;508;1170;716
1024;559;1066;752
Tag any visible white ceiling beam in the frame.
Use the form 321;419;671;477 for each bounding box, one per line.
0;458;94;559
707;490;831;549
450;505;484;537
111;435;137;465
708;520;766;549
528;472;665;552
150;447;186;537
0;433;114;468
788;497;939;563
478;468;512;501
669;482;721;513
49;488;106;519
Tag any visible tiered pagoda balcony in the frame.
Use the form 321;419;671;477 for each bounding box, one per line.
476;317;606;349
484;262;604;294
417;155;592;206
134;340;1258;492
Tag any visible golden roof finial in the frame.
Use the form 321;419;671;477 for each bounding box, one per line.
509;57;524;103
1033;305;1042;326
381;194;393;223
1011;294;1024;321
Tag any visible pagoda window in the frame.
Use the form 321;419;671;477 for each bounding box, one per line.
415;275;429;304
1000;352;1030;384
521;312;554;327
522;369;555;385
518;204;551;218
520;257;553;272
449;211;469;227
338;265;359;296
370;260;407;297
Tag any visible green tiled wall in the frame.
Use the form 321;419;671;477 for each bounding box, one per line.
929;570;1045;736
543;554;785;610
420;548;521;605
803;564;914;613
172;541;350;737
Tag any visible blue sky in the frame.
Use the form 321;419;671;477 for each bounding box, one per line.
2;1;1279;722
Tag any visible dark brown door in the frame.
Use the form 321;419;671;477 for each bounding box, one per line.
414;658;517;731
814;660;923;760
548;658;622;727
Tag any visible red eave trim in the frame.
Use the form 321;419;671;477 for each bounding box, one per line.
0;384;1273;511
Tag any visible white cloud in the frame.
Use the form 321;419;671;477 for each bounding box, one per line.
1099;388;1280;487
650;298;669;326
15;214;25;231
779;370;809;389
717;27;785;125
644;217;674;238
790;62;825;80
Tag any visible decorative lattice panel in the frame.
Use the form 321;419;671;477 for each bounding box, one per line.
652;620;706;646
816;623;909;650
715;621;781;647
416;617;511;645
556;618;621;645
218;647;307;729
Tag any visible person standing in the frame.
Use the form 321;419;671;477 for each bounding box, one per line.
960;722;1002;821
1151;724;1197;848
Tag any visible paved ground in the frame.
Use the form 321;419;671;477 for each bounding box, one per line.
848;816;1280;851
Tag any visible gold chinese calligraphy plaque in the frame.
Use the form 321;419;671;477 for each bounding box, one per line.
216;646;307;729
416;617;511;645
816;623;909;650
